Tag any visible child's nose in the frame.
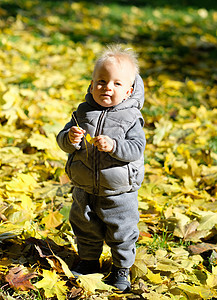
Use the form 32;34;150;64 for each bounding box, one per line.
105;82;112;90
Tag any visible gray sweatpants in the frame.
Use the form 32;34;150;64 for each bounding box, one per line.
69;187;139;268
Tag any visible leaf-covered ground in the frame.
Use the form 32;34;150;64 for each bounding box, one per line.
0;0;217;299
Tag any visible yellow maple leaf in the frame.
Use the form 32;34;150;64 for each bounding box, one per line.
20;194;36;212
35;269;67;300
6;173;38;192
131;254;148;279
171;160;189;179
41;211;63;229
207;272;217;288
77;273;114;293
146;268;163;284
177;283;217;299
27;133;56;150
197;211;217;231
183;175;195;190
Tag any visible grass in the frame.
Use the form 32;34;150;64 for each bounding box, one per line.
146;230;175;253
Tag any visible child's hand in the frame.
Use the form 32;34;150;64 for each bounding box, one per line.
94;135;114;152
68;126;85;144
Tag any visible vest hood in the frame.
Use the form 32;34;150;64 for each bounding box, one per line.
85;74;145;111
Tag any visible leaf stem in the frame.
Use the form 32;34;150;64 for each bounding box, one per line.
72;112;89;159
72;112;80;128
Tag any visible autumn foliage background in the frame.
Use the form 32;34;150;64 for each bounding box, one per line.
0;0;217;299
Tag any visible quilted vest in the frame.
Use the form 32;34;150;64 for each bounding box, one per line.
65;74;145;196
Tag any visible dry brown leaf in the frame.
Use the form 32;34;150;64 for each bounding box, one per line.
188;243;217;255
59;174;71;185
68;286;83;298
5;266;37;291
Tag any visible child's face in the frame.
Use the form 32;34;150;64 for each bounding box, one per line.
90;59;134;107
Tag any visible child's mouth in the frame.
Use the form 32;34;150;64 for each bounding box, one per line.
102;94;111;97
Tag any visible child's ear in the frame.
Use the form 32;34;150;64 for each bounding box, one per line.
126;86;133;97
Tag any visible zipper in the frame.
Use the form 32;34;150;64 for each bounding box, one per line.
93;109;109;194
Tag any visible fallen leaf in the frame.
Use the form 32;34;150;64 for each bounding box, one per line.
59;174;71;185
146;268;163;284
174;217;208;242
156;257;180;273
46;255;73;279
68;286;83;298
197;212;217;231
0;2;217;300
6;173;39;192
153;119;172;145
77;273;114;293
5;266;37;291
41;210;63;229
34;244;74;278
188;243;217;255
35;269;68;300
177;283;217;299
142;290;171;300
206;272;217;288
131;256;148;279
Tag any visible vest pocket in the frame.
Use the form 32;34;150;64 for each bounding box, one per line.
66;160;93;189
100;164;129;191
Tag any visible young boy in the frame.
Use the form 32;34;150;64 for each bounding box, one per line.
56;45;146;292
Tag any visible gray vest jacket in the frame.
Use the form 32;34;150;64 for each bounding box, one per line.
57;74;146;196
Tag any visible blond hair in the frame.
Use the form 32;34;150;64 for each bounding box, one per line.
93;44;139;84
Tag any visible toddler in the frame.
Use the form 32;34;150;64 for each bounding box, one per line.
56;45;146;292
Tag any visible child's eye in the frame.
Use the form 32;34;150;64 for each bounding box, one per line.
115;82;121;86
98;80;106;84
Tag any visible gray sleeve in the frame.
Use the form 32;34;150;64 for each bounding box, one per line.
56;118;81;153
109;119;146;162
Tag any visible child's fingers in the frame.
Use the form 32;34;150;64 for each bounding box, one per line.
68;126;85;143
93;135;113;152
93;136;102;146
69;131;83;139
70;126;86;134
